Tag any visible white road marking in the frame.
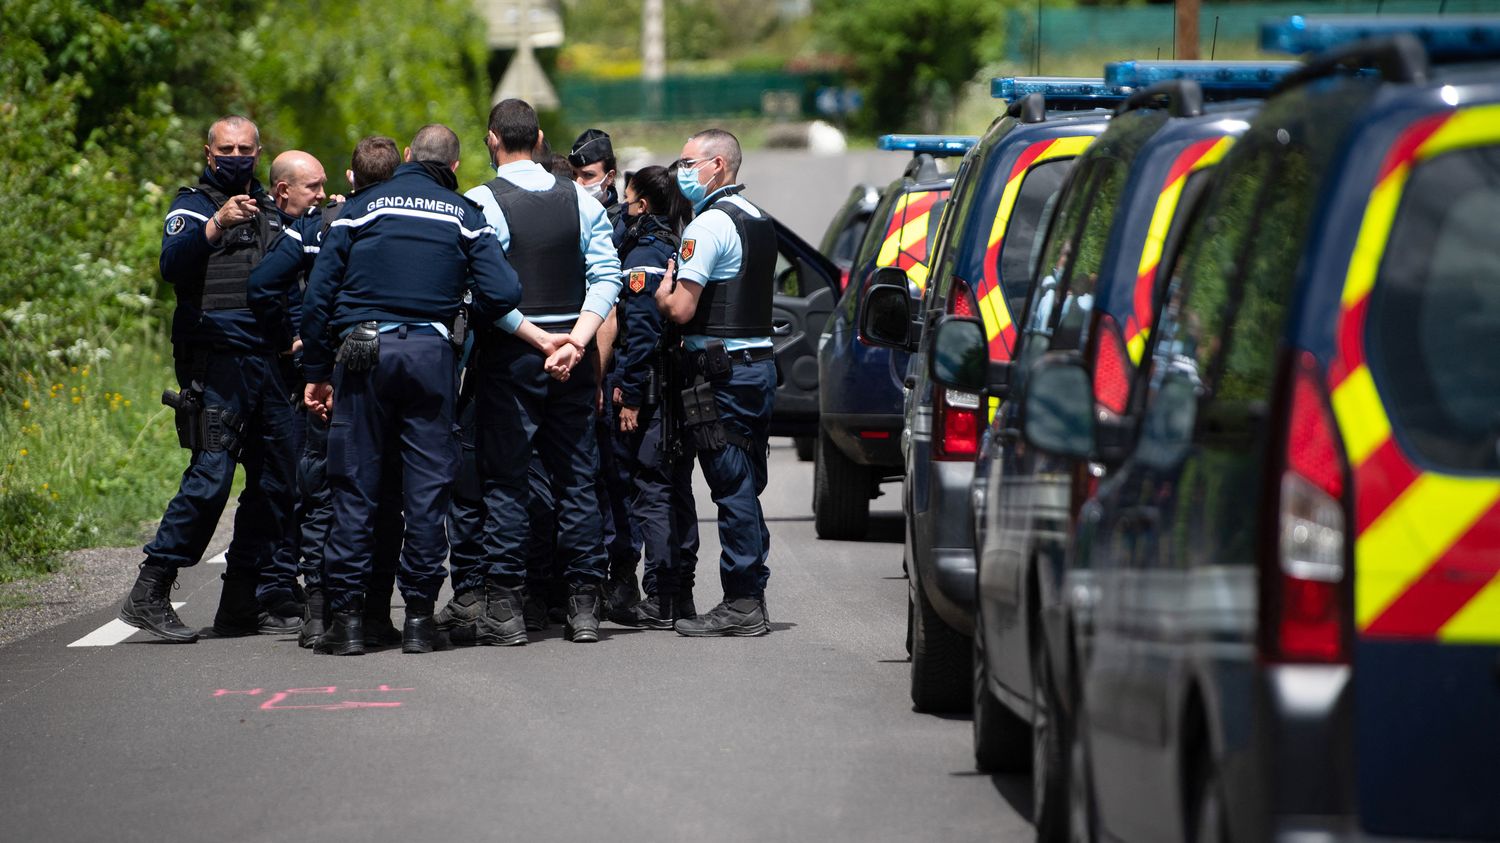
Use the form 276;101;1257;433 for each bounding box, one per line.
67;604;187;647
206;552;226;565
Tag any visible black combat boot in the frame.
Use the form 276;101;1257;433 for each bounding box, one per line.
314;596;365;656
258;595;303;635
298;586;326;649
363;566;401;645
674;596;768;638
604;570;641;616
522;590;549;631
565;581;602;643
615;592;675;630
212;572;261;637
435;589;485;645
478;580;528;646
118;563;198;643
401;598;445;654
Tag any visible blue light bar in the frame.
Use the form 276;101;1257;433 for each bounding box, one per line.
877;134;979;155
1262;15;1500;62
1105;60;1300;91
991;76;1134;102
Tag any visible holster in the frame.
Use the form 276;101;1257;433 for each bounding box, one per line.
337;321;380;372
161;383;245;459
680;380;726;451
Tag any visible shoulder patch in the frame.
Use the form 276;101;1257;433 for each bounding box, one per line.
165;215;186;236
680;239;696;261
629;271;647;293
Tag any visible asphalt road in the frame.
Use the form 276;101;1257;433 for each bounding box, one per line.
0;442;1034;842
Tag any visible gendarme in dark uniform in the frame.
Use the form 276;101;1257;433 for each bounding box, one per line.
657;129;776;637
300;125;522;655
118;115;299;643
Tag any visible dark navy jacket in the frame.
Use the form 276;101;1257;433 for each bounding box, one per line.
247;202;340;354
159;167;282;352
300;163;522;382
615;214;678;408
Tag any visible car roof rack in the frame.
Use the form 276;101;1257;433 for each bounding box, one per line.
1271;33;1430;93
1262;15;1500;64
991;77;1134;119
1116;80;1206;118
1105;61;1300;97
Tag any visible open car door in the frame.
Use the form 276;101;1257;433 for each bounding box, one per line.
770;218;840;438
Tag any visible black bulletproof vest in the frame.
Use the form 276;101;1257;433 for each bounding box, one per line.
486;175;586;317
683;198;776;338
299;199;346;292
193;184;276;311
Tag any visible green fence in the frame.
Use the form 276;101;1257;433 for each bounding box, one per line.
557;72;843;124
1003;0;1500;66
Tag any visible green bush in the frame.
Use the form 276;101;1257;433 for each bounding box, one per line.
0;0;494;579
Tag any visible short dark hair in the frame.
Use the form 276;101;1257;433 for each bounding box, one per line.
408;123;460;165
350;136;400;189
548;154;576;180
488;99;540;155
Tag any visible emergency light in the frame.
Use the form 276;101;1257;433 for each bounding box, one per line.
877;135;979;155
990;76;1134;103
1261;15;1500;62
1104;61;1300;92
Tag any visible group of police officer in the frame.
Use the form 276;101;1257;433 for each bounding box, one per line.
117;100;781;654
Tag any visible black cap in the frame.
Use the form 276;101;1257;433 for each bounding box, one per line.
568;129;614;167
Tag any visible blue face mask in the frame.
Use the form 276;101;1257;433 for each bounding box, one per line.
676;164;707;206
213;155;257;190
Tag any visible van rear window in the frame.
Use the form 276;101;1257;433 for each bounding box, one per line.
1369;145;1500;473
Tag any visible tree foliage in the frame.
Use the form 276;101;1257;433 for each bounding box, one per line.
815;0;1008;132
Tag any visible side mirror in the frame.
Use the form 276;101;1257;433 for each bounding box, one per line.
1135;369;1199;471
928;317;987;393
860;270;916;350
1022;356;1093;458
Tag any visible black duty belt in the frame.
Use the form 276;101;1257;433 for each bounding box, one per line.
687;345;774;380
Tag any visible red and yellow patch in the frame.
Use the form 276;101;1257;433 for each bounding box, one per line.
628;271;647;293
680;239;696;261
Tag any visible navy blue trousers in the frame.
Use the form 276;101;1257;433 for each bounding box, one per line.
476;332;606;587
616;402;699;597
298;411;403;592
144;349;296;602
599;373;643;578
323;330;456;611
696;359;776;600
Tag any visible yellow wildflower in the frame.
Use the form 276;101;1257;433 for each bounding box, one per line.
71;396;81;404
22;399;30;409
19;449;27;456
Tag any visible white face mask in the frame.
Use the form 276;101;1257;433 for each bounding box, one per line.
580;174;611;203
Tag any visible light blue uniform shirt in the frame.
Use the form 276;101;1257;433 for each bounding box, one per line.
463;160;622;333
676;186;774;352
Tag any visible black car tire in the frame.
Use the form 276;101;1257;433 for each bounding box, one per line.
793;435;814;462
1189;747;1228;843
1032;631;1070;842
973;617;1030;772
814;428;870;540
910;570;971;713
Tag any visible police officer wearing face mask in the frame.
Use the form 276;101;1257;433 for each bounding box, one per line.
656;128;776;637
569;128;626;239
118;115;300;643
442;99;622;646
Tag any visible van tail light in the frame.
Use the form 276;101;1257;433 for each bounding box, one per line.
1093;313;1131;416
1262;351;1349;664
935;278;982;461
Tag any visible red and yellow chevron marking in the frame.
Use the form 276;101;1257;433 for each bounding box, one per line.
1124;135;1235;364
876;188;949;291
1327;103;1500;643
975;136;1095;367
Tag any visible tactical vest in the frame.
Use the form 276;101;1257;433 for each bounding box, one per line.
486;175;586;317
683;199;776;338
191;184;277;311
300;200;346;292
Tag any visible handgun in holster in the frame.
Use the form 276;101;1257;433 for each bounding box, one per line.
161;382;245;458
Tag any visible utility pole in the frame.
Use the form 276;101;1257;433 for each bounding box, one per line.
642;0;665;119
1175;0;1200;60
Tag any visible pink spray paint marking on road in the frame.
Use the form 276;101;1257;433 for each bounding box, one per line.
212;684;414;712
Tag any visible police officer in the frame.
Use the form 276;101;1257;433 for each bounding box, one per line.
570;127;644;611
656;129;775;637
248;137;404;648
607;166;701;628
300;124;523;655
442;98;622;646
118;115;299;643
